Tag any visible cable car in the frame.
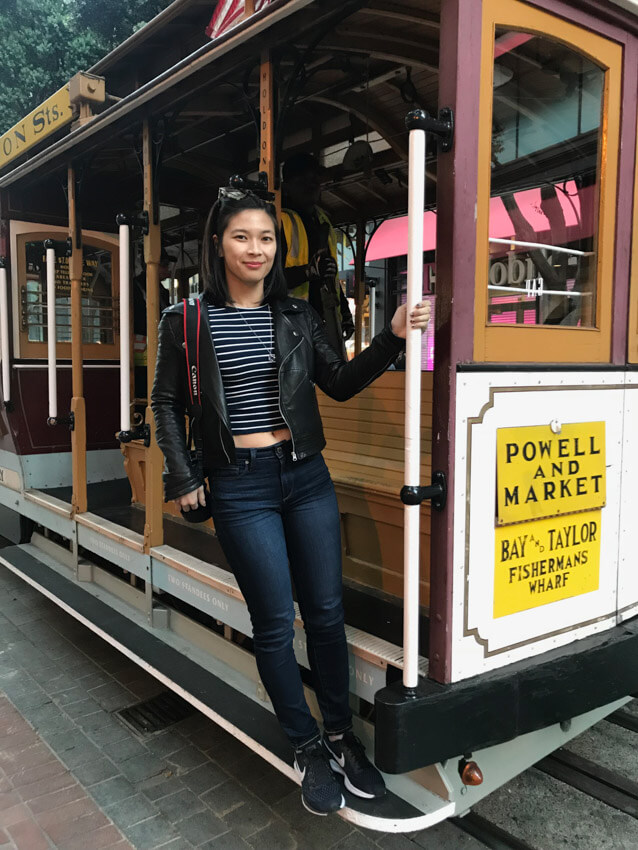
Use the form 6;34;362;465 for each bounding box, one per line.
0;0;637;833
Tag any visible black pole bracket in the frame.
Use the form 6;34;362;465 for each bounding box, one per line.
47;412;75;431
116;211;149;235
118;423;151;448
400;471;447;512
405;108;454;153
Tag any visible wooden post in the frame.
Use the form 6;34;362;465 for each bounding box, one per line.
260;51;280;216
245;0;256;19
143;120;165;551
353;220;366;355
68;165;87;515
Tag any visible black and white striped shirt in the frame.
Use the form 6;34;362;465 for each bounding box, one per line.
207;305;286;435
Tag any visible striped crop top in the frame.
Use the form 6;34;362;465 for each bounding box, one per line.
207;304;287;435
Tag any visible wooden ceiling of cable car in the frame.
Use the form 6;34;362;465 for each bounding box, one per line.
146;0;441;226
7;0;441;232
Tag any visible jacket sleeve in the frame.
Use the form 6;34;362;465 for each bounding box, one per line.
309;305;405;401
150;313;204;502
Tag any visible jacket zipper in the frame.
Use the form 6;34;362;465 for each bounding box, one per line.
277;320;303;460
219;418;231;464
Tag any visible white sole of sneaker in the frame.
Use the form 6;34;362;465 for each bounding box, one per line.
301;793;345;817
328;758;383;800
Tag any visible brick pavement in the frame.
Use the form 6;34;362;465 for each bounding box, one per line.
0;563;481;850
0;694;133;849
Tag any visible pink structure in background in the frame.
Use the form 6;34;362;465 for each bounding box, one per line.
362;181;595;359
364;180;594;263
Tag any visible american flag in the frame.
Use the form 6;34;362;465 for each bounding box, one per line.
206;0;273;39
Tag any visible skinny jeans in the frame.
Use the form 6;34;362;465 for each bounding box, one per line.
208;441;352;747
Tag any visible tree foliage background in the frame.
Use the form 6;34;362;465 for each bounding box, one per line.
0;0;173;133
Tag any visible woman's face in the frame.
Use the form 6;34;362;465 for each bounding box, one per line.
218;209;277;290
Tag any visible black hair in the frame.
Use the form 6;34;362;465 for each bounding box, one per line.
201;192;287;307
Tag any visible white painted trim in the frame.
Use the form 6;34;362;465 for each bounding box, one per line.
20;448;126;489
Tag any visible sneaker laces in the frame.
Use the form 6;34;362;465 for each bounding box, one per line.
337;732;370;771
298;741;334;784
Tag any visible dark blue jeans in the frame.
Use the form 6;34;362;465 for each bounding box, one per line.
208;441;352;747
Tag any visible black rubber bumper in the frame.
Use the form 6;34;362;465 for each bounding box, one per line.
375;614;638;774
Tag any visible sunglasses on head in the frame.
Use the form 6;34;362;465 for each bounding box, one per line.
218;186;253;202
218;172;276;204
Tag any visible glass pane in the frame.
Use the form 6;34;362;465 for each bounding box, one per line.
487;31;604;329
23;241;116;345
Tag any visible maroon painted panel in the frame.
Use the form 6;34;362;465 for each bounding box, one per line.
8;366;120;454
429;0;484;684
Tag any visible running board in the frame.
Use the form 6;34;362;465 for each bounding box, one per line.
151;543;429;694
0;544;453;833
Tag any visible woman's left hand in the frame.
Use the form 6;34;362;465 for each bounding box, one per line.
390;301;431;339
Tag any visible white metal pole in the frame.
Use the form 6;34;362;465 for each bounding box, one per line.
369;281;376;341
46;244;57;421
403;127;426;690
0;263;10;406
119;221;131;433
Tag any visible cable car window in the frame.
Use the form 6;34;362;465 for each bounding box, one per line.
487;31;603;330
15;230;120;359
22;240;116;345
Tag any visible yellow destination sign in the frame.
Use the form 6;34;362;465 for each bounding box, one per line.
0;86;73;170
494;510;600;618
496;422;606;525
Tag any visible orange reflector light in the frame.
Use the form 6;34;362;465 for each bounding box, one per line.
460;760;483;786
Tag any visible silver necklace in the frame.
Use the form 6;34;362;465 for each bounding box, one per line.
232;303;276;363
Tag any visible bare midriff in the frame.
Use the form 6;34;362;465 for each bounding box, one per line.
233;427;292;448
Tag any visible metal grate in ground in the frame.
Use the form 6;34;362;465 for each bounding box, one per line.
116;689;196;735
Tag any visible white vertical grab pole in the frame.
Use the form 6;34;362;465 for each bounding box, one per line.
403;127;426;690
0;261;10;406
369;281;376;341
45;243;57;422
118;219;131;433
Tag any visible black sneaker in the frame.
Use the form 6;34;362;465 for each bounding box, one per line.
323;731;386;799
294;739;345;816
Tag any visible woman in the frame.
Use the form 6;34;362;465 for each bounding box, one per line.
151;191;430;816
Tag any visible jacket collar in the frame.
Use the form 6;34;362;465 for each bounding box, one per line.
272;296;303;315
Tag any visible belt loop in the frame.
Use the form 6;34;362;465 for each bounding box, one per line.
248;448;257;469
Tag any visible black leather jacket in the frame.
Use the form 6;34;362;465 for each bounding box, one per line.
151;293;405;501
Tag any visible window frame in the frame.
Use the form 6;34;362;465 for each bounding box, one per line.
11;222;120;360
473;0;622;363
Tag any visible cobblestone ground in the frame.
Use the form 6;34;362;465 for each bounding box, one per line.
0;565;479;850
